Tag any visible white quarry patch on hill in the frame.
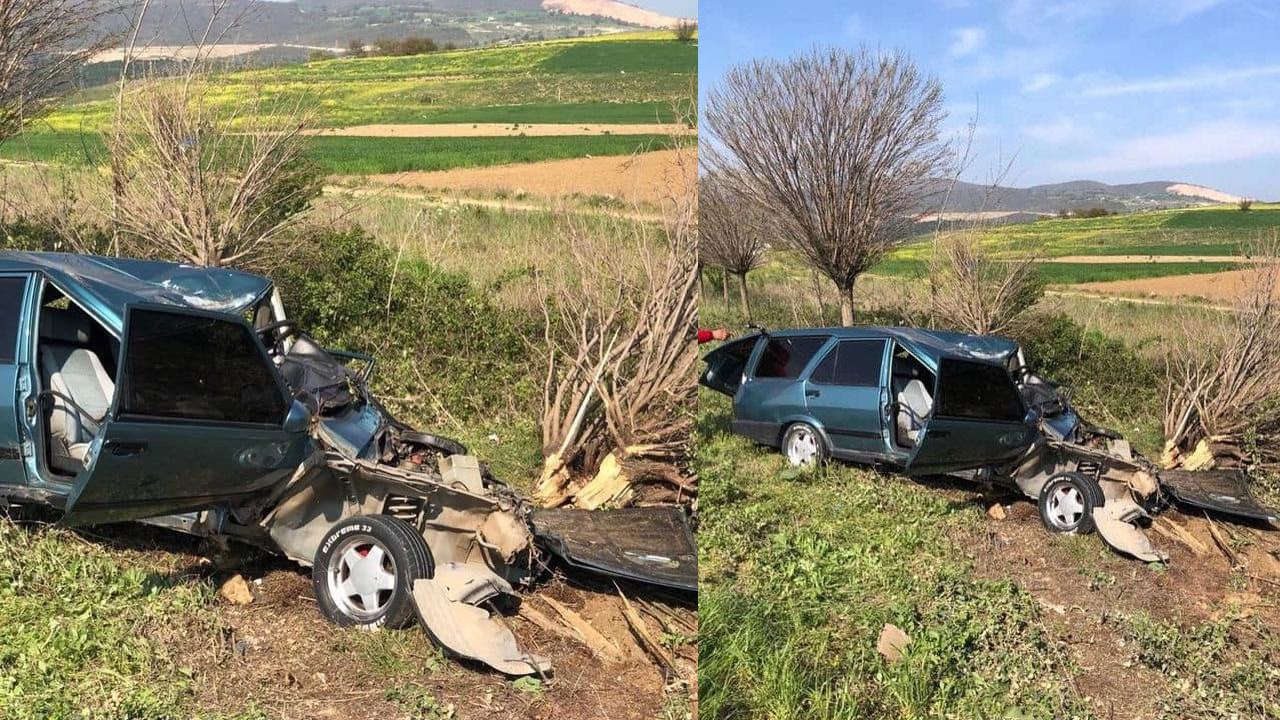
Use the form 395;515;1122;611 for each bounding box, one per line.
541;0;683;28
1166;183;1243;204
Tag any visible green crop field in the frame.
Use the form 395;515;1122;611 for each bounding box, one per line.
894;204;1280;262
0;131;672;175
870;257;1243;284
42;32;697;132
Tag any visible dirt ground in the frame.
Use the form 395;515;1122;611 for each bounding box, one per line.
1072;268;1279;302
365;149;694;207
95;528;695;720
313;124;695;138
946;486;1280;719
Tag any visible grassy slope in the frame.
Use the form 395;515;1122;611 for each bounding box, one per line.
0;32;695;175
0;131;672;175
46;32;697;130
894;204;1280;262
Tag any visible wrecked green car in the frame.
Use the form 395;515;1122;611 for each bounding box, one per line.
700;326;1276;561
0;251;695;675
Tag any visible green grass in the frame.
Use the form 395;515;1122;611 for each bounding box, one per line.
697;386;1280;719
0;520;218;719
0;132;672;175
45;33;696;132
696;390;1089;719
895;204;1280;262
869;257;1242;284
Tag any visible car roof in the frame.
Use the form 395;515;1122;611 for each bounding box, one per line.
0;251;274;332
765;326;1020;365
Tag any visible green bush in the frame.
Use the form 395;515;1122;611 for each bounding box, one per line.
1014;312;1164;451
270;225;541;425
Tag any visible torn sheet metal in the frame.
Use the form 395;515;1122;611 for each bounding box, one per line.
412;564;550;676
1160;468;1279;523
530;506;697;592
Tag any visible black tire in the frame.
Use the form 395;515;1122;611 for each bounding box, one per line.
312;515;434;629
1037;473;1102;535
781;422;827;468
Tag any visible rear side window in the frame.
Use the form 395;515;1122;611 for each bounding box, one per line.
0;277;26;364
121;309;286;424
809;340;884;387
935;359;1024;422
755;336;829;379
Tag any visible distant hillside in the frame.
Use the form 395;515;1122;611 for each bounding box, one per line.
93;0;654;55
927;179;1243;215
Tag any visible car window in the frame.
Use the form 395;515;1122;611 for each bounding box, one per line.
121;309;287;424
935;359;1024;422
754;336;829;379
0;276;26;364
809;340;884;386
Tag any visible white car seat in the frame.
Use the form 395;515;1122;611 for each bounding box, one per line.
38;308;115;473
896;378;933;448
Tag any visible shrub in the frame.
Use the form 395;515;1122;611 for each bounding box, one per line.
1239;198;1254;211
672;20;697;42
1014;312;1163;449
270;225;540;425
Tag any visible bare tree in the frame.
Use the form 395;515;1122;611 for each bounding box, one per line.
108;76;319;268
1162;239;1280;469
534;118;698;509
699;174;768;319
0;0;118;145
704;46;951;325
928;230;1042;335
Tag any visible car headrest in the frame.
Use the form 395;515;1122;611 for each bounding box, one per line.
40;307;92;344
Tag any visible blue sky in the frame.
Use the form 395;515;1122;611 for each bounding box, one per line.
638;0;697;17
699;0;1280;198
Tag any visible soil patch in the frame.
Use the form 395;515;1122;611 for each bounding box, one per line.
947;487;1280;719
364;149;694;207
1072;268;1280;301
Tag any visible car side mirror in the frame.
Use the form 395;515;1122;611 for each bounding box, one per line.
283;397;315;433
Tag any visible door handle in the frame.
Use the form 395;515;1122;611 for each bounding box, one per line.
805;389;820;398
105;440;148;457
928;430;951;439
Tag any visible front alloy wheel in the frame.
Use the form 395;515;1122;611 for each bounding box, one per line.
312;514;434;629
1037;473;1101;535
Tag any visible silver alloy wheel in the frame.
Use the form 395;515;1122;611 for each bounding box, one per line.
1046;484;1086;530
785;426;820;467
326;534;398;622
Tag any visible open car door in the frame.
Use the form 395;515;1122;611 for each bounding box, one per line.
698;334;760;397
904;358;1037;476
62;304;312;526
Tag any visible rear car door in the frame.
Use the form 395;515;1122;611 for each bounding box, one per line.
733;334;829;445
803;339;889;457
62;304;313;525
905;358;1037;476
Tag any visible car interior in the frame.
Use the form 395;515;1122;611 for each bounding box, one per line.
890;344;935;449
35;287;118;476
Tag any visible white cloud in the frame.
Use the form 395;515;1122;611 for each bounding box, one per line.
1084;65;1280;97
1021;73;1058;92
1024;118;1085;144
1049;119;1280;176
948;27;986;57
